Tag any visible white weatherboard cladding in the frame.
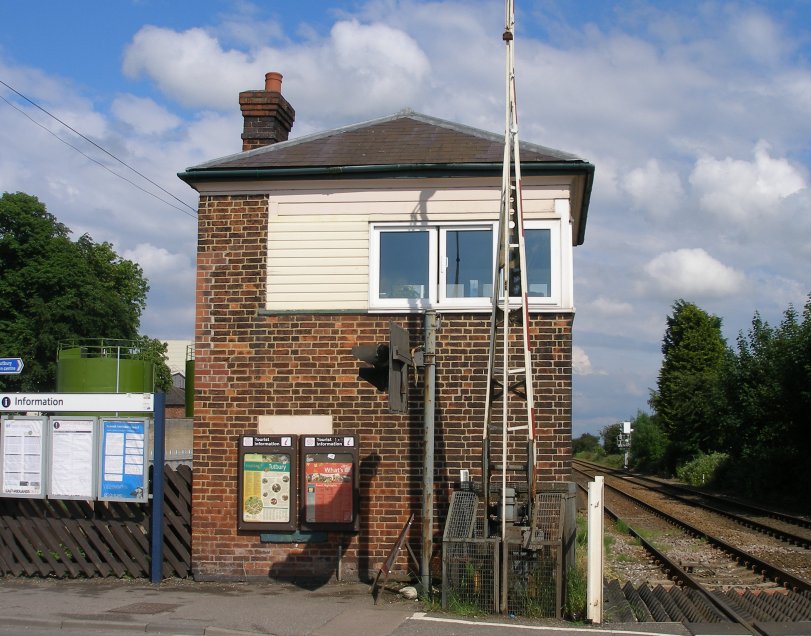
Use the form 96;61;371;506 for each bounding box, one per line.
263;177;573;312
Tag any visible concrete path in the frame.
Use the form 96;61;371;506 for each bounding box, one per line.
0;577;690;636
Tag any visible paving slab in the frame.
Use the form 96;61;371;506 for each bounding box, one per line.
0;577;694;636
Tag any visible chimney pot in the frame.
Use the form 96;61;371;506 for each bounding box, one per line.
265;72;283;93
239;72;295;151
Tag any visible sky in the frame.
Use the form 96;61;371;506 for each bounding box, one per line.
1;1;810;438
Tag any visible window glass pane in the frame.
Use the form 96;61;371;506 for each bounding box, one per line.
509;228;551;297
379;231;429;299
445;229;492;298
526;228;551;297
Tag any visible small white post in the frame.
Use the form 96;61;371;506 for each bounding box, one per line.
587;476;604;624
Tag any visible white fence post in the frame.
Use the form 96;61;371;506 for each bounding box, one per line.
587;475;604;624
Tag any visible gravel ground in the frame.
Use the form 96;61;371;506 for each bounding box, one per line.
578;469;811;591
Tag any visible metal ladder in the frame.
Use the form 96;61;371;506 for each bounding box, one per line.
482;0;537;544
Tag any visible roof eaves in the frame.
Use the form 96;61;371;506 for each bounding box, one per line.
178;159;596;244
177;159;594;184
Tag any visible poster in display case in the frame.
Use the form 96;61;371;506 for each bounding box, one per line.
238;435;298;532
98;418;149;503
48;417;97;499
300;435;359;532
0;416;46;498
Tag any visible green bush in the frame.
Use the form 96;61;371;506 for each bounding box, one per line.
628;412;668;474
573;433;601;455
601;454;625;469
713;448;811;507
675;452;729;486
574;448;606;462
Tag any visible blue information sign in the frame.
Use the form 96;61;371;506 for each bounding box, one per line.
0;358;24;375
99;419;148;502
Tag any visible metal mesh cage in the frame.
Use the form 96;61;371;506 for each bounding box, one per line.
443;490;478;540
530;491;564;546
503;492;565;617
504;541;562;618
441;486;570;617
442;538;500;614
442;491;499;613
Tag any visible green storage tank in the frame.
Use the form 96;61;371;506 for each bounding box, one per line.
57;339;154;402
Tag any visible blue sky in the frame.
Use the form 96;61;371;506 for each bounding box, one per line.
2;1;810;437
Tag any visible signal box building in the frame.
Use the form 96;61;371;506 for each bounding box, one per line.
179;73;594;581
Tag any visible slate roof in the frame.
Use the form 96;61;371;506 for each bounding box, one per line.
179;109;595;243
186;110;586;172
166;384;186;407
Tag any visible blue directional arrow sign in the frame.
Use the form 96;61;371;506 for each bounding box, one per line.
0;358;24;375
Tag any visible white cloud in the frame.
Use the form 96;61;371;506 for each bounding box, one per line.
122;243;193;282
779;70;811;114
44;177;82;206
689;141;806;221
590;297;633;317
123;26;258;109
124;243;196;339
728;9;788;67
572;346;596;376
622;159;684;217
330;20;430;92
623;378;647;398
644;248;746;298
111;95;181;136
122;20;430;122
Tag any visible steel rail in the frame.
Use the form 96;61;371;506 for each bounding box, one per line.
575;458;811;529
571;475;759;633
573;465;811;596
574;459;811;544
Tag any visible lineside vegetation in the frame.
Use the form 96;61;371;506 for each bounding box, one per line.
576;296;811;506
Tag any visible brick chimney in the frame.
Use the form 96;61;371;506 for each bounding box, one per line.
239;72;295;151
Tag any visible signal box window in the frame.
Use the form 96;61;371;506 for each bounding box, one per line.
378;230;430;300
441;228;493;302
369;220;559;310
510;227;552;298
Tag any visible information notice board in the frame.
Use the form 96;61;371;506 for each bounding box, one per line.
300;435;359;532
0;416;46;498
49;417;96;499
238;435;297;532
98;418;148;503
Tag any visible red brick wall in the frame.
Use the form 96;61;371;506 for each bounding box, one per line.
165;405;186;419
193;194;573;581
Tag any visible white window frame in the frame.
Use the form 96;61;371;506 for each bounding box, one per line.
369;225;437;310
438;225;497;308
368;219;561;311
518;219;561;307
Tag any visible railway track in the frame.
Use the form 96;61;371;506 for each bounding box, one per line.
577;459;811;548
572;459;811;633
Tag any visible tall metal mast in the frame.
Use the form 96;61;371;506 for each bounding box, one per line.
482;0;537;541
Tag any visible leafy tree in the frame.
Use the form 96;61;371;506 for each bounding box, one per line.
628;411;668;474
600;422;622;455
572;432;601;455
721;297;811;474
0;192;168;391
135;336;172;393
649;300;729;469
